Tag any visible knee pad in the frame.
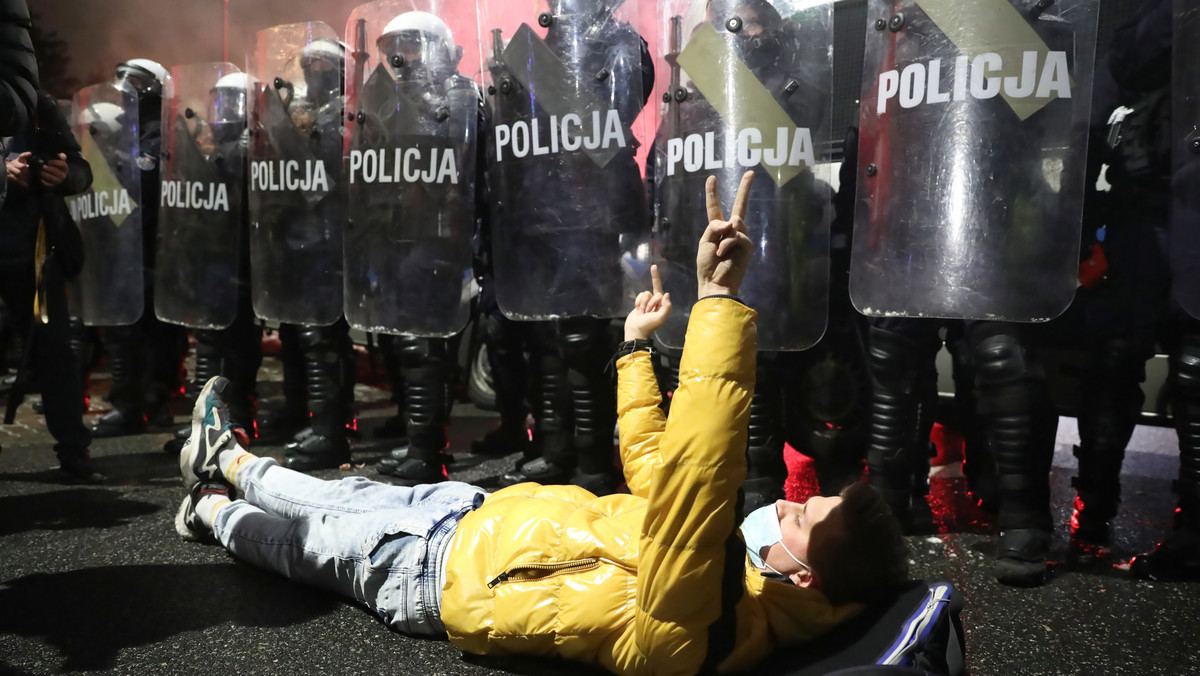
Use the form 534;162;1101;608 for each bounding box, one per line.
399;336;448;370
969;324;1036;388
559;317;610;365
1176;334;1200;402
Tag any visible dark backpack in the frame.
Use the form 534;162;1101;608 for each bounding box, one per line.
765;580;966;676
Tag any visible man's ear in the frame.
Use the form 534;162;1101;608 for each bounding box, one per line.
790;568;819;589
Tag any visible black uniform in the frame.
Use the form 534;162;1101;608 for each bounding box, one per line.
490;7;654;494
0;0;37;140
1090;0;1200;582
0;92;97;480
92;66;187;437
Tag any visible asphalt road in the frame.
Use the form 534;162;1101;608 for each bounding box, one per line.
2;353;1198;676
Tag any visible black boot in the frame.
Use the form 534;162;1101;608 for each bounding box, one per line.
373;335;409;444
376;338;449;485
284;325;351;471
258;325;309;443
163;426;190;456
1132;335;1200;581
471;425;529;457
562;318;619;495
472;313;530;457
92;327;148;437
186;331;223;407
1070;338;1145;554
1131;475;1200;581
865;324;939;534
946;330;996;512
779;335;871;497
970;323;1055;586
56;446;105;483
501;329;572;487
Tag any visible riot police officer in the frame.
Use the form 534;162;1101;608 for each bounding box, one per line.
246;34;355;470
91;58;187;438
849;0;1101;586
649;0;840;509
340;8;484;484
159;68;262;455
483;0;655;494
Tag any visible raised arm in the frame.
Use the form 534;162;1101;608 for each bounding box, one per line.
617;265;672;497
634;172;756;673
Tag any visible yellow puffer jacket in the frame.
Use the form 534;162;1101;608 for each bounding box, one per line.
441;298;858;675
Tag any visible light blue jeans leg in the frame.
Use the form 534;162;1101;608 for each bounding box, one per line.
211;457;485;635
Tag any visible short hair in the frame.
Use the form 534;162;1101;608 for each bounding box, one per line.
809;482;909;604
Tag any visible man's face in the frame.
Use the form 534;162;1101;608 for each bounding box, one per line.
762;496;845;585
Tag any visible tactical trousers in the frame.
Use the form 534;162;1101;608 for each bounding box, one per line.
0;258;90;452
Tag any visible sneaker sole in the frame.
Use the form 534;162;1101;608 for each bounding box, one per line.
174;493;202;541
180;376;232;490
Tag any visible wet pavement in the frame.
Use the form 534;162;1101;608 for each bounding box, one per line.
1;353;1198;676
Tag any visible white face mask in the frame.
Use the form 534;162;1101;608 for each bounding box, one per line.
740;503;811;577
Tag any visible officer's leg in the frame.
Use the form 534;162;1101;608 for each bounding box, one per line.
91;322;148;437
220;300;264;430
865;318;941;534
376;336;452;484
560;316;619;493
744;352;787;511
162;328;224;456
501;320;573;486
471;309;532;457
373;334;409;443
142;314;187;428
257;323;310;443
284;321;352;470
1074;216;1166;550
781;316;872;498
945;324;993;511
1071;336;1147;548
190;330;224;402
968;321;1057;586
1131;327;1200;580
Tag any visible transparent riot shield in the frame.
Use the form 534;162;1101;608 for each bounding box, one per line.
478;0;653;320
849;0;1099;322
57;98;85;320
67;83;144;326
651;0;834;351
247;22;345;325
342;0;478;336
1172;0;1200;318
155;62;246;329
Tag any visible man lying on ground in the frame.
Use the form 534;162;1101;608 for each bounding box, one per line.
174;171;909;675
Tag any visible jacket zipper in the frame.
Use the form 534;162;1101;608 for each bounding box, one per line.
487;558;601;588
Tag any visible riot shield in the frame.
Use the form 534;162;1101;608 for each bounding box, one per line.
247;22;345;325
479;0;653;320
67;83;144;326
650;0;834;351
849;0;1099;322
155;62;246;329
57;98;85;320
1172;0;1200;318
342;0;479;336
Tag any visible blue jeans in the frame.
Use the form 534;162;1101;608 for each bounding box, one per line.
212;457;486;636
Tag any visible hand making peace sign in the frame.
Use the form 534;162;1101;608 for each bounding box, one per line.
697;170;754;300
